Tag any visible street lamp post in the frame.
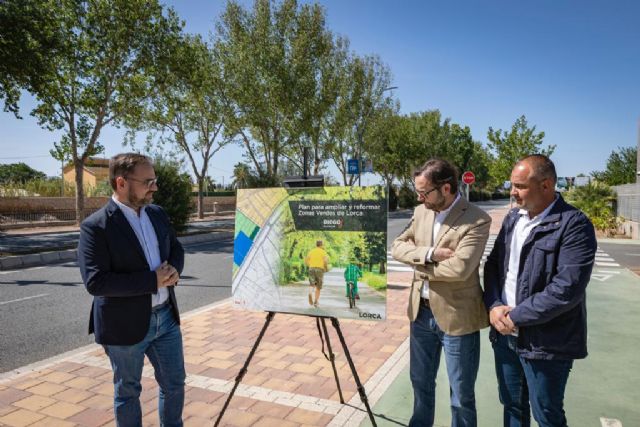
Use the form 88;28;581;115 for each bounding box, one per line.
358;85;398;186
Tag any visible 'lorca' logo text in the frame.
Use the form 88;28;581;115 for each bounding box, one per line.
359;312;382;319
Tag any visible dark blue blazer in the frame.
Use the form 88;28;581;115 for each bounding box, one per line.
483;195;596;360
78;199;184;345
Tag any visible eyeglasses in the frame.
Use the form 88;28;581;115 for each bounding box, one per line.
415;186;439;198
125;177;158;188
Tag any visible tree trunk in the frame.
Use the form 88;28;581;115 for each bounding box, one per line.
379;260;386;274
197;178;205;219
74;160;85;225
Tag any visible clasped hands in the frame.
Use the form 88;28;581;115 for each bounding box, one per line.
156;261;179;288
490;305;516;335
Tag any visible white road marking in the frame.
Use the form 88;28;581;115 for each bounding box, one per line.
600;417;623;427
0;293;49;306
596;262;621;267
0;266;46;275
591;274;613;282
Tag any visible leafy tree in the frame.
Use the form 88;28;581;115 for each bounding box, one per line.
367;109;410;187
439;124;492;189
591;146;637;186
0;0;182;223
0;163;46;184
284;13;341;177
364;231;386;273
152;158;193;232
368;109;492;190
326;53;395;185
136;34;232;218
0;0;63;115
216;0;398;186
365;107;406;187
216;0;335;184
487;115;555;187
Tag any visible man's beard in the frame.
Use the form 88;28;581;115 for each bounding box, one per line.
424;192;446;212
127;190;153;208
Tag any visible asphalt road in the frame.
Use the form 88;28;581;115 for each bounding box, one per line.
0;238;234;373
0;218;235;255
598;240;640;273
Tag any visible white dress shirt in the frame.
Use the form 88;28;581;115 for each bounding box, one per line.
502;197;558;308
421;193;461;299
112;196;168;307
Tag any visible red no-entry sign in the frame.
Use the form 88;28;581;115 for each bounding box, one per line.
462;171;475;185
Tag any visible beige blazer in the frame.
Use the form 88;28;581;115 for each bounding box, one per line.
391;197;491;336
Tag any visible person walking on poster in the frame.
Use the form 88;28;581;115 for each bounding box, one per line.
305;240;329;308
484;155;596;427
78;153;186;426
391;158;491;427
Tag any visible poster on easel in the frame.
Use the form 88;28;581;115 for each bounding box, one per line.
232;185;388;321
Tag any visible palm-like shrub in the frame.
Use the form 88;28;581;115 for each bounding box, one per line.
565;182;619;235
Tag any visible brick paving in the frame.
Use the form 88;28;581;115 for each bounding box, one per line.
0;288;412;426
0;205;509;426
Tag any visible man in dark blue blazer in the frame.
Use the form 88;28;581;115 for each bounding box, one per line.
78;153;185;427
484;155;596;427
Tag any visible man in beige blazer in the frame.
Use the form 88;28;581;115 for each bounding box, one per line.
392;158;491;427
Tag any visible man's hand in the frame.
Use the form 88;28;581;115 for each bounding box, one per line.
490;305;516;335
432;248;454;263
156;261;179;288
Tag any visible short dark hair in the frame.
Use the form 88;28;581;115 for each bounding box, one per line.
109;153;153;190
413;158;459;194
519;154;557;184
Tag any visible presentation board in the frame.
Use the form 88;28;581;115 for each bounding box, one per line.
232;186;388;321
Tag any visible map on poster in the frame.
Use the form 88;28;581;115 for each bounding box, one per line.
232;186;388;321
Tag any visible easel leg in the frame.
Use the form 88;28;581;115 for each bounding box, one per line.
330;317;378;427
214;311;275;427
319;317;345;404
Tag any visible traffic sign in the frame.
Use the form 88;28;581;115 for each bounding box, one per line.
348;159;359;175
462;171;475;185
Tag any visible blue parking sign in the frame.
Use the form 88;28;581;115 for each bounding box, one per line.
348;159;359;175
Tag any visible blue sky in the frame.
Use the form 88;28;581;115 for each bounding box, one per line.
1;0;639;185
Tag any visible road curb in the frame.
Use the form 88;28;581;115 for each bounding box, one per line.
0;231;234;271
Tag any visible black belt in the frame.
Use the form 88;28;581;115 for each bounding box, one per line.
151;299;171;312
420;298;431;309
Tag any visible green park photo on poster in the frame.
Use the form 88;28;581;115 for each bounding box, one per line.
232;186;387;321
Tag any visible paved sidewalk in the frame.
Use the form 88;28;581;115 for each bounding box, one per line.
0;286;413;426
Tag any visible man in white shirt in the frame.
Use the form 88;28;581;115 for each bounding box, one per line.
484;155;596;427
78;153;186;427
392;158;491;427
